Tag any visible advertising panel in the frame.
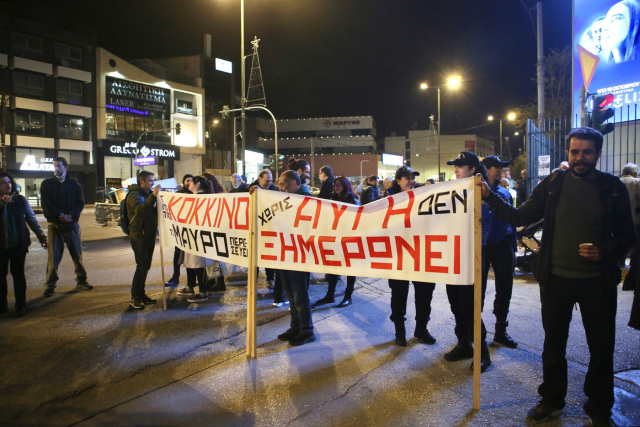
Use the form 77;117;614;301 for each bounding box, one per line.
105;76;170;116
573;0;640;124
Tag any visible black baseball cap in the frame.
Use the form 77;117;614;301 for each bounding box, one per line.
395;166;420;180
447;151;481;169
482;155;510;168
368;175;379;181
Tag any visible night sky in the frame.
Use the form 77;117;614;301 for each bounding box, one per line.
37;0;571;139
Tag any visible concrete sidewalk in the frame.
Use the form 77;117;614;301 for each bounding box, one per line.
0;209;639;426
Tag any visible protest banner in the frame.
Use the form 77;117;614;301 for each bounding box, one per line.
156;176;483;407
257;177;475;284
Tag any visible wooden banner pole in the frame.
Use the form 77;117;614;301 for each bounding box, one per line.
472;175;482;409
156;195;168;311
246;189;259;357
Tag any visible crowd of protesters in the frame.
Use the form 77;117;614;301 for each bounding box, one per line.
1;126;640;425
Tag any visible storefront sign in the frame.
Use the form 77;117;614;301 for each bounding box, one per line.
102;141;180;160
106;178;122;188
135;156;156;166
105;77;170;116
215;58;233;74
20;155;54;171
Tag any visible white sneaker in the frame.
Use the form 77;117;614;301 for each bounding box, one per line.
272;301;284;307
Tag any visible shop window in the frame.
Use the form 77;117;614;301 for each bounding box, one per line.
13;71;44;99
56;79;83;105
12;32;43;61
57;116;84;140
54;43;82;69
15;111;45;137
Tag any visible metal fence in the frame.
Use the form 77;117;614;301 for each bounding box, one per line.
525;104;640;196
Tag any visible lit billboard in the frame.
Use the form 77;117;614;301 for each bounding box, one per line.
573;0;640;124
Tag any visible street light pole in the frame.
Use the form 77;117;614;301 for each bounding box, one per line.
240;0;246;177
499;119;503;158
437;87;441;179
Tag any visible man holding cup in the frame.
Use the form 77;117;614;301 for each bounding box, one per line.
477;127;636;424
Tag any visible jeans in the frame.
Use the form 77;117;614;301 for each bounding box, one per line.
279;269;312;332
170;247;183;280
538;275;617;416
388;279;435;324
257;267;285;302
0;247;27;309
482;236;514;323
130;237;156;298
45;223;88;289
446;284;487;342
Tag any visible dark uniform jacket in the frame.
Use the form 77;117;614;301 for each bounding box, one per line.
40;176;85;230
485;169;636;290
126;184;158;239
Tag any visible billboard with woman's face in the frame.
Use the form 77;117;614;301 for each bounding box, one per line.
574;0;640;124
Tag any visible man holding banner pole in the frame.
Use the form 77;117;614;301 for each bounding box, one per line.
274;170;315;346
477;127;636;424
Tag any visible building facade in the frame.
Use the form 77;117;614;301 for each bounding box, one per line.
384;130;494;181
95;48;205;188
0;3;96;204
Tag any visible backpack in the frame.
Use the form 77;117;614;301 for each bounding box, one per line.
119;192;133;235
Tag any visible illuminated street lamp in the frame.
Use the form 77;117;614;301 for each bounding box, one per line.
488;112;516;158
419;75;462;178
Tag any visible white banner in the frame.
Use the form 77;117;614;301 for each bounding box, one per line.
157;177;475;284
257;178;474;284
158;192;252;267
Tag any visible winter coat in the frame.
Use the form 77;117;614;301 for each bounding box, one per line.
126;184;158;239
0;195;46;252
484;169;636;290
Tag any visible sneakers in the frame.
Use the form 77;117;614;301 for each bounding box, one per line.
272;300;289;307
444;343;474;361
187;293;208;303
43;288;55;298
177;287;194;296
277;329;299;341
526;401;563;423
267;280;275;289
141;294;156;305
130;298;144;309
75;282;94;291
493;330;518;348
289;331;315;346
165;278;180;287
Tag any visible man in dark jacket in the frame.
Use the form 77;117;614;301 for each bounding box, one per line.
229;174;248;193
275;170;315;346
41;157;91;297
1;173;47;316
317;165;334;199
248;170;287;306
478;127;636;424
126;170;161;309
359;175;381;205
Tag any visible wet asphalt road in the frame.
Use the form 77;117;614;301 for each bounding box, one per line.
0;208;639;426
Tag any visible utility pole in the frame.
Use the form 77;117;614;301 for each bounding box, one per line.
537;1;545;124
0;94;8;172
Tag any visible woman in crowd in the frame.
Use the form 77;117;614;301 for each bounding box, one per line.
0;172;47;316
201;172;227;292
313;176;360;308
177;176;215;302
165;174;193;287
385;166;436;346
